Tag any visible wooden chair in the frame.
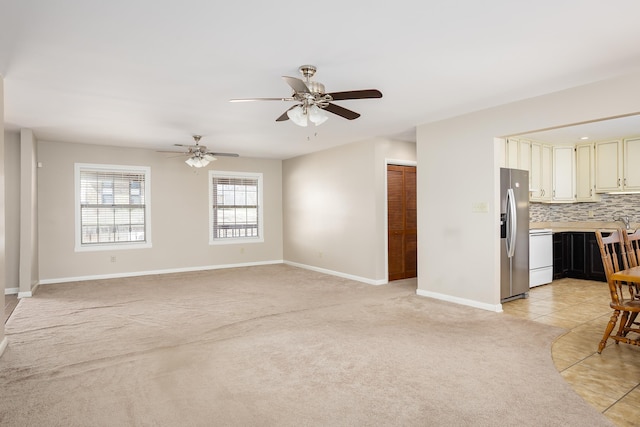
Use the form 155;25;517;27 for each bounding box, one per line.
622;229;640;329
595;229;640;353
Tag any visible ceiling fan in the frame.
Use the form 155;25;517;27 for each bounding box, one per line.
161;135;239;168
230;65;383;127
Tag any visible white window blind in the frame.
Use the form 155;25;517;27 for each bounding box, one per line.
210;172;263;243
78;167;148;246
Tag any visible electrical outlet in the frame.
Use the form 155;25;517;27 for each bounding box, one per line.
318;252;323;258
240;247;245;254
110;256;116;263
588;210;594;218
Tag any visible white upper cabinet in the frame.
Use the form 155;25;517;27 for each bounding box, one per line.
506;138;519;168
500;135;640;203
623;137;640;190
552;146;575;201
501;138;531;170
575;143;600;202
595;140;622;192
530;142;552;202
595;138;640;192
517;139;531;172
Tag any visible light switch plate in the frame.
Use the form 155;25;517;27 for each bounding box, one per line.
472;202;489;213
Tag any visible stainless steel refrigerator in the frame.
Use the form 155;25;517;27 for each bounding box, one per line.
500;168;530;301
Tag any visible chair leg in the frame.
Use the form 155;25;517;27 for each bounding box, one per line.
626;311;639;331
617;311;630;342
598;310;620;354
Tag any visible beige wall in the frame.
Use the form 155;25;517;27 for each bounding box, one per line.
282;137;416;283
20;129;38;295
4;131;19;292
417;71;640;311
37;140;283;282
1;75;6;355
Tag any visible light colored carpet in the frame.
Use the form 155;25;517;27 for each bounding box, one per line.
0;264;612;426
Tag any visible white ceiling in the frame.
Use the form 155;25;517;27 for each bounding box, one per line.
2;1;640;159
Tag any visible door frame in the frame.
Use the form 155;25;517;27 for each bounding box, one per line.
384;159;418;283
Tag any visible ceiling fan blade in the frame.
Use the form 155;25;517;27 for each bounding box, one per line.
206;152;240;157
282;76;310;94
230;97;295;102
157;150;188;156
276;105;298;122
324;103;361;120
327;89;383;101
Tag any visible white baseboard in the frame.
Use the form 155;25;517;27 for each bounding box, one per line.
0;337;8;359
284;261;387;285
18;281;39;298
416;288;503;313
38;260;284;285
6;282;38;298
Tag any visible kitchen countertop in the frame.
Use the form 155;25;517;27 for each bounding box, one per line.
530;221;637;233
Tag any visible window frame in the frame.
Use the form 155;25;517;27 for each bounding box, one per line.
74;163;152;252
209;170;264;245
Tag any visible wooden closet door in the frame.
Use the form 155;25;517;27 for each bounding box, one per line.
387;165;417;281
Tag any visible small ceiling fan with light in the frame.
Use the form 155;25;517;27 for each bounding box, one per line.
160;135;239;168
230;65;383;127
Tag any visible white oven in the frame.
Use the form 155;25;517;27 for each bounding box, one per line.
529;229;553;287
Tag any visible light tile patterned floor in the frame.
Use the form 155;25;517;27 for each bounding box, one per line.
503;278;640;427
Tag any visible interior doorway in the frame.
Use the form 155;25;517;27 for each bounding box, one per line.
387;164;417;281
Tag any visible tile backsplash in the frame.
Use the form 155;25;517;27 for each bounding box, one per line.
530;193;640;222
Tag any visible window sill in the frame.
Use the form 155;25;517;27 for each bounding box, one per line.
209;237;264;246
75;241;152;252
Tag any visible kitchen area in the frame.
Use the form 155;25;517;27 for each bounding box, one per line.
499;114;640;301
500;187;639;303
530;194;638;280
499;173;639;301
498;119;640;424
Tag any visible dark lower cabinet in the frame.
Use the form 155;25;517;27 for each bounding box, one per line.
586;233;606;282
553;233;568;279
552;231;606;282
567;232;587;279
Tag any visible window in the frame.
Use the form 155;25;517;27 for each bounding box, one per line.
209;171;263;244
75;163;151;251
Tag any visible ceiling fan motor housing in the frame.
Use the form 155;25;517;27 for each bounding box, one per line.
306;81;325;95
299;65;317;79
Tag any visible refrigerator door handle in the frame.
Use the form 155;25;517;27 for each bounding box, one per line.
506;188;517;258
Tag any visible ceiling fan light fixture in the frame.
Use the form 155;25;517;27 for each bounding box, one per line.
185;156;210;168
308;104;328;126
164;135;237;169
287;105;308;127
